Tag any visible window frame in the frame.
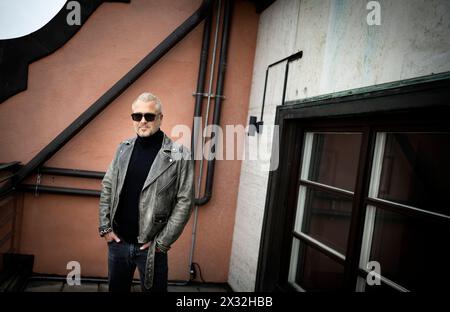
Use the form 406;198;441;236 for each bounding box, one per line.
255;75;450;292
288;130;363;290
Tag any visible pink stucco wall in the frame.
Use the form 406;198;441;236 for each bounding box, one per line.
0;0;258;282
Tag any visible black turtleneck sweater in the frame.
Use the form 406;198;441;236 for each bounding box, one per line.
113;129;164;244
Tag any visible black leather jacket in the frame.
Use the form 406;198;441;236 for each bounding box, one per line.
99;132;194;289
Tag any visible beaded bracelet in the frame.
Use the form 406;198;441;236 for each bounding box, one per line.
99;227;113;237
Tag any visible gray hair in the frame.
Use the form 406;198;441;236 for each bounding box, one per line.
132;92;163;113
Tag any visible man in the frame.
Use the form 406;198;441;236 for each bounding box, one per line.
98;92;194;292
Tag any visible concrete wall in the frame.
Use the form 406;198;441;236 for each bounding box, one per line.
0;0;258;282
228;0;450;291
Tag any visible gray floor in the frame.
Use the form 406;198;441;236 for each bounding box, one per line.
23;279;230;292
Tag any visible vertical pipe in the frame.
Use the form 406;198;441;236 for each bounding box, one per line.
203;0;233;197
189;0;223;277
188;1;215;282
191;6;213;156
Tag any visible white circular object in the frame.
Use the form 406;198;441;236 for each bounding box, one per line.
0;0;67;40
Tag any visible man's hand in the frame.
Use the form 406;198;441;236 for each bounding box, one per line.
104;231;121;243
140;242;151;250
139;242;164;252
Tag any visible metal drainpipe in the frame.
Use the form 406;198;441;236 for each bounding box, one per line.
191;5;213;157
197;0;233;205
187;0;233;283
195;0;233;206
178;0;219;286
194;0;222;206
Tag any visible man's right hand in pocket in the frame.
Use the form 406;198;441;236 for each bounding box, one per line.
104;231;121;243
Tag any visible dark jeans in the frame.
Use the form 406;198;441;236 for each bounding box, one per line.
107;239;168;292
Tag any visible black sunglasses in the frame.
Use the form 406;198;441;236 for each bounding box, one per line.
131;113;159;122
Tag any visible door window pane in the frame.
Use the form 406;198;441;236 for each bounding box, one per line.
378;133;450;216
366;207;450;291
296;187;352;254
290;239;345;291
306;133;362;191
